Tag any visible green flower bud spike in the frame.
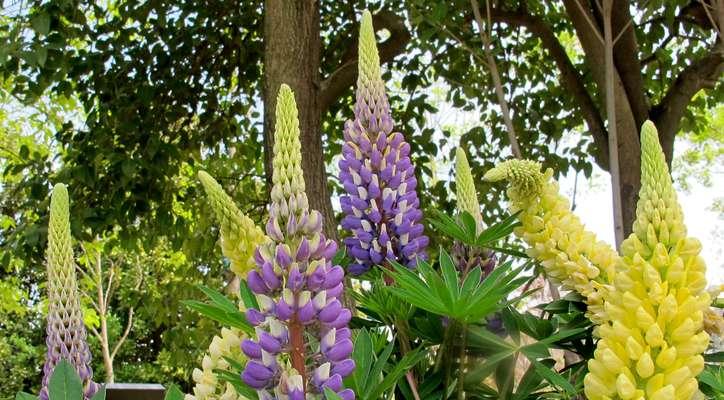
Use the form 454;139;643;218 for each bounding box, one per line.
198;170;268;278
584;121;710;400
455;147;483;232
484;159;619;326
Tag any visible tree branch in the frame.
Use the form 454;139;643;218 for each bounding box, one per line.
488;6;609;168
318;10;411;112
110;307;134;361
651;38;724;160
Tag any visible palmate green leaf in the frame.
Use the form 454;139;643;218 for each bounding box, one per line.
475;211;521;247
182;300;253;335
48;360;82;400
427;210;474;243
388;250;528;323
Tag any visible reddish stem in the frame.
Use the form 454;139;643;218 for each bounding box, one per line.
289;316;306;388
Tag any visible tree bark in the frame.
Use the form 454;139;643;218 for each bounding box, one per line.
263;0;337;239
561;0;641;238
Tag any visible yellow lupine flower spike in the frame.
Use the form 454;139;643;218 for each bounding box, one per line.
584;121;710;400
455;147;484;232
185;327;249;400
198;170;268;278
484;160;619;325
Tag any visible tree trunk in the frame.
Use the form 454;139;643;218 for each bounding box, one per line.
263;0;337;239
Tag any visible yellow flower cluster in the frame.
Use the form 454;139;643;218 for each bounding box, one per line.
488;122;712;398
185;328;248;400
484;160;619;325
198;170;268;278
584;121;710;400
192;172;268;400
455;147;483;232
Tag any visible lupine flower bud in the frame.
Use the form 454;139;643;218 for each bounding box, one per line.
584;122;710;400
241;85;354;399
453;147;496;276
339;10;428;275
484;160;618;325
198;171;268;278
41;184;99;400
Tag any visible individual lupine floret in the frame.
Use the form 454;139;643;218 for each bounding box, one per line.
339;10;428;275
584;121;710;400
198;170;268;277
41;183;99;400
484;159;619;325
453;147;495;276
185;328;248;400
240;84;355;400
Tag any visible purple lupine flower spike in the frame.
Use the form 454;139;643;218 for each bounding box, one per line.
339;10;428;275
241;84;354;399
41;184;99;400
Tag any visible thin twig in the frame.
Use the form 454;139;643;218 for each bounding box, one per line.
470;0;523;159
110;308;134;360
572;0;605;44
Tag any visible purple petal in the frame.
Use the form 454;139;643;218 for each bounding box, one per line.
247;270;269;294
332;359;356;377
325;339;353;362
241;339;262;359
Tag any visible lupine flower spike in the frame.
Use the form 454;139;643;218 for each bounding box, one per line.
584;121;710;400
484;160;618;325
186;328;247;400
339;10;428;275
241;84;355;400
198;170;268;277
187;172;269;400
453;147;495;277
41;183;99;400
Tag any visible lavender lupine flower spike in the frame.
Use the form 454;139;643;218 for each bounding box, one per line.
41;184;99;400
339;10;428;275
241;85;355;400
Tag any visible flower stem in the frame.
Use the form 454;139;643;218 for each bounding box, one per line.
289;316;306;388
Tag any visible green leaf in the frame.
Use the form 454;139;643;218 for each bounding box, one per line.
182;300;253;335
238;280;259;310
48;360;83;400
163;384;184;400
31;12;50;36
15;392;37;400
368;347;427;400
531;359;575;395
351;328;374;395
197;285;239;313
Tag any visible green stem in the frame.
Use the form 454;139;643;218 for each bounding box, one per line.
457;322;468;400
